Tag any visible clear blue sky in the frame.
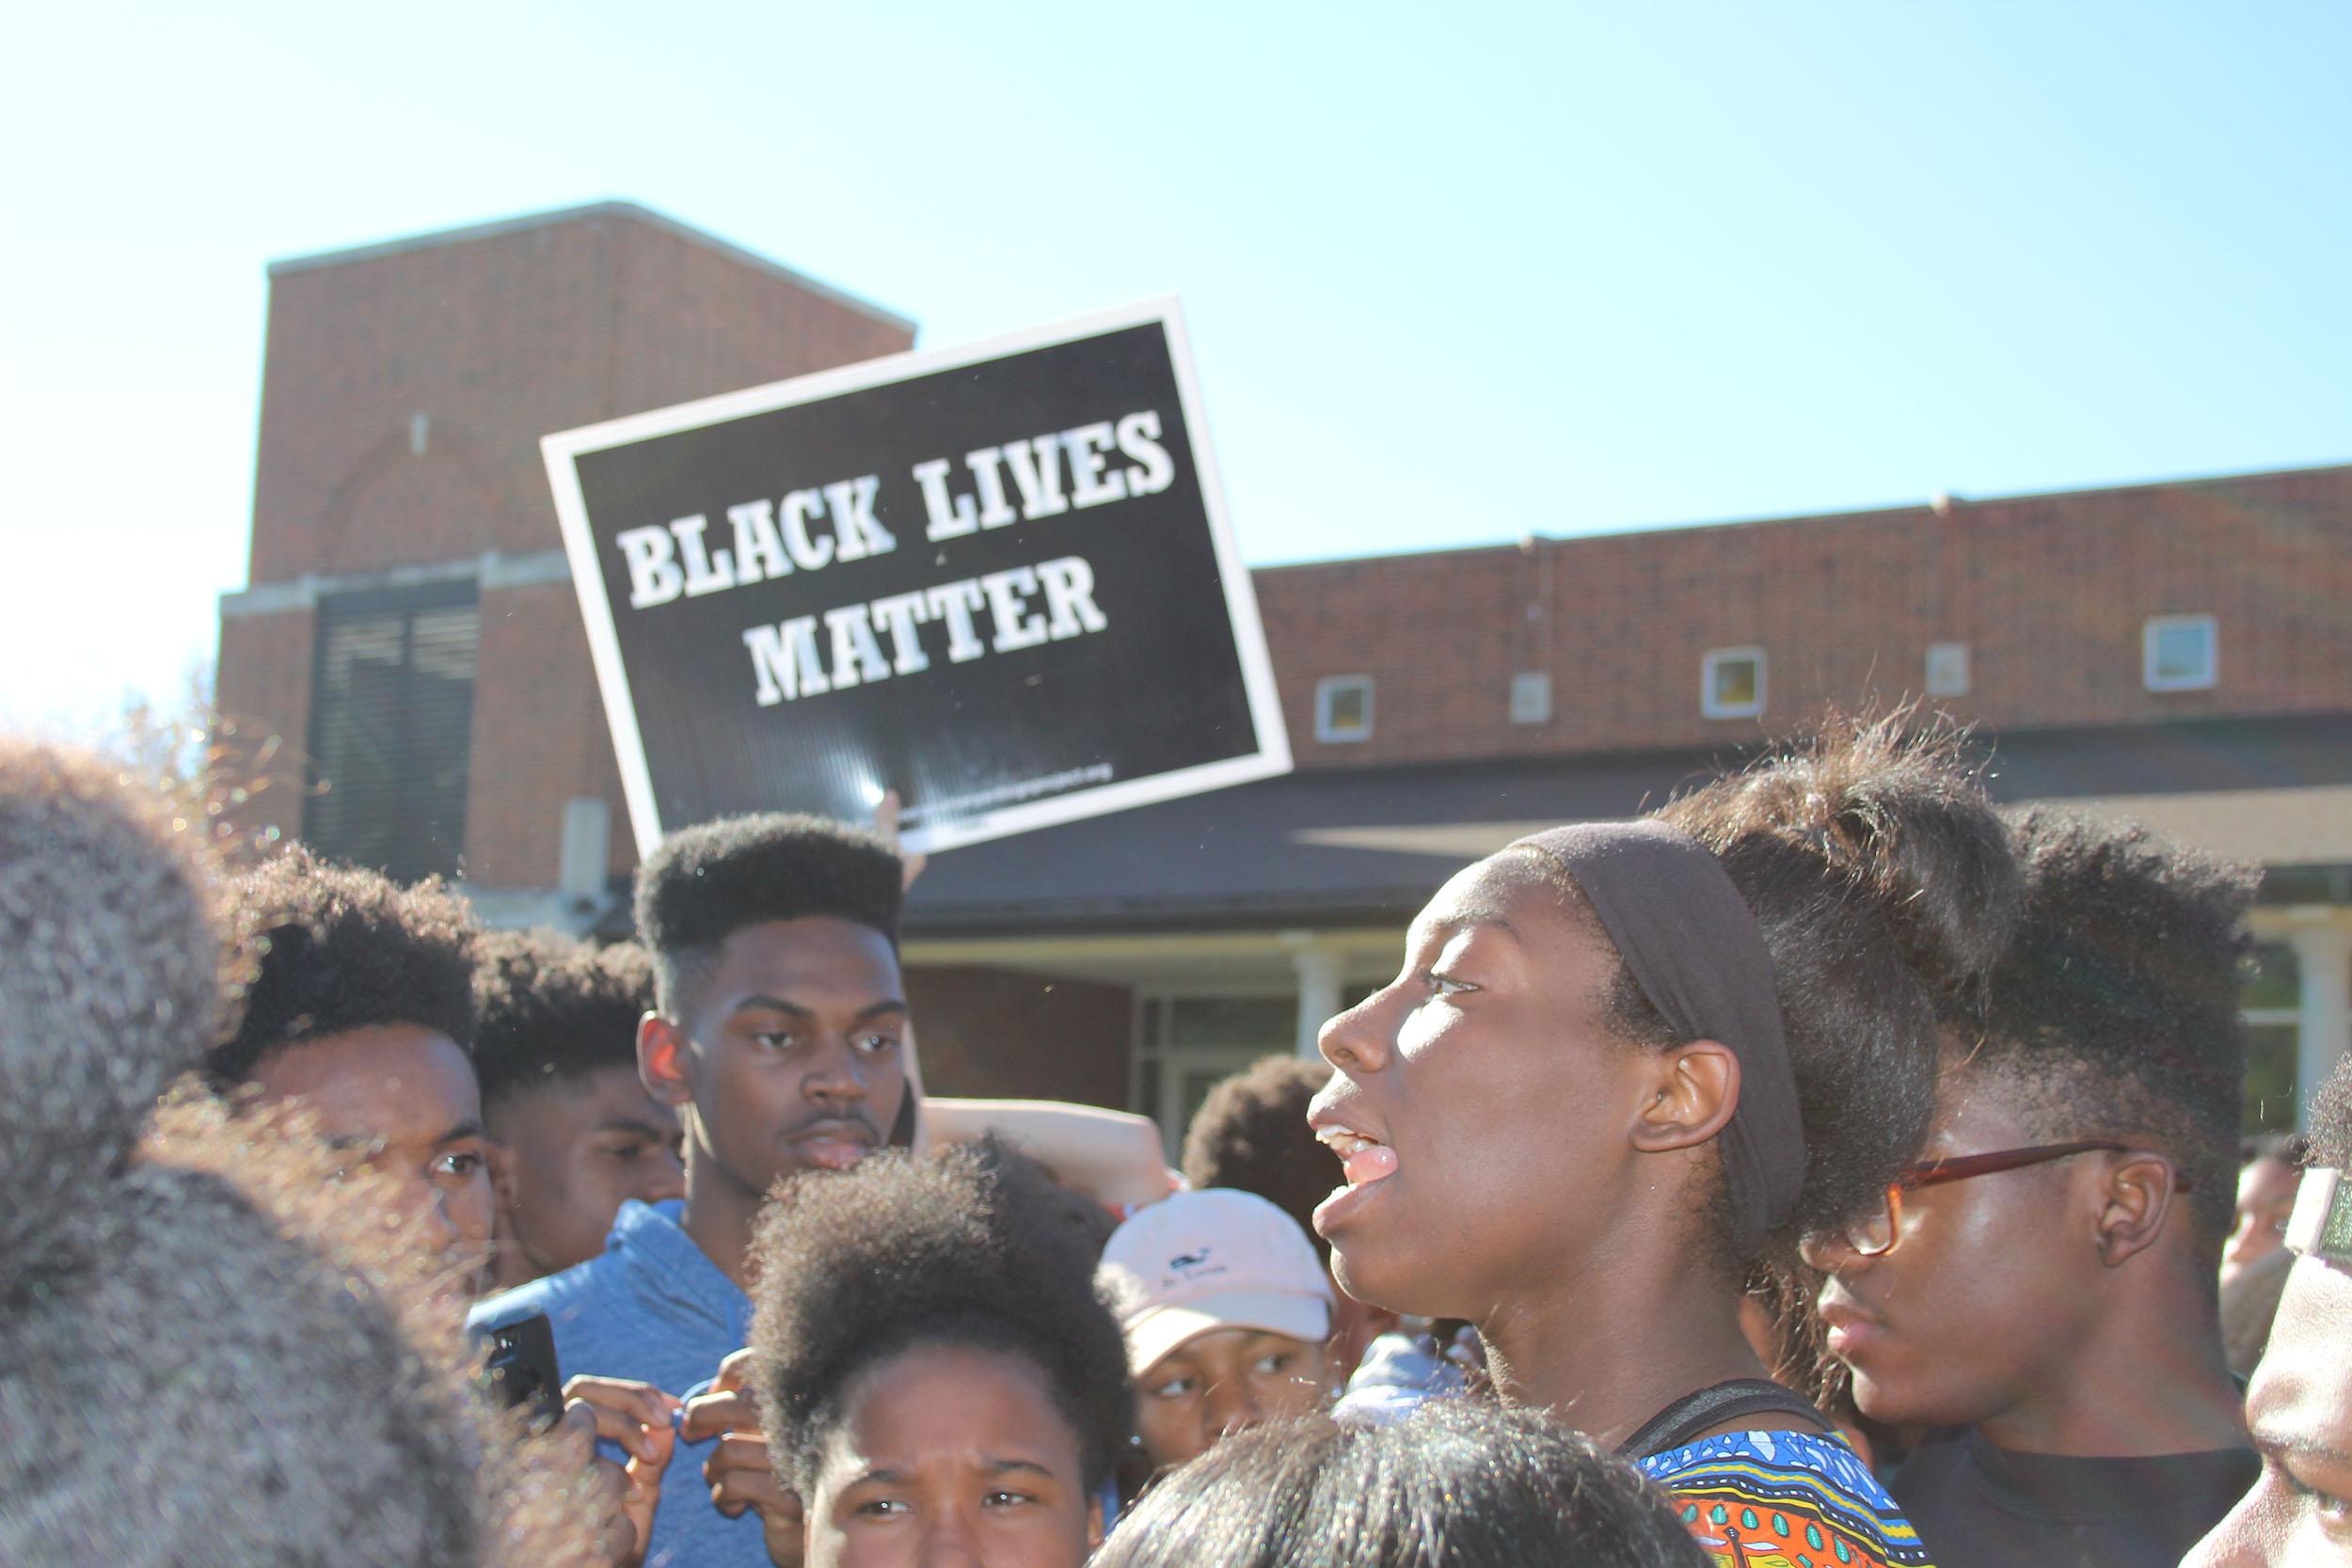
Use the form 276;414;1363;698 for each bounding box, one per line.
5;2;2346;731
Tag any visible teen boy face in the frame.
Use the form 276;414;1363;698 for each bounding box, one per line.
248;1022;496;1300
641;916;908;1233
1803;1054;2185;1430
2185;1250;2352;1566
1134;1328;1331;1469
489;1066;684;1280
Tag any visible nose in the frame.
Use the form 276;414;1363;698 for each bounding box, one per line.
1317;989;1394;1075
642;1145;687;1205
803;1037;873;1109
915;1507;982;1568
1797;1227;1860;1274
391;1167;462;1257
1202;1375;1266;1445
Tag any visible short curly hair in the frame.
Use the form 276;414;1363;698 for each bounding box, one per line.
0;742;605;1568
2305;1053;2352;1172
749;1146;1134;1496
472;930;654;1109
633;813;901;1017
1091;1401;1707;1568
1944;807;2258;1255
207;845;480;1085
1182;1055;1336;1261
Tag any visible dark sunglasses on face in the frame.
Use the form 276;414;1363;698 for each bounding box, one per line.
1834;1140;2194;1259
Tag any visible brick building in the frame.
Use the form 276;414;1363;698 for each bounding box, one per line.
216;202;2352;1147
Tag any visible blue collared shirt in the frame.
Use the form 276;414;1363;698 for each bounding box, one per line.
470;1199;765;1568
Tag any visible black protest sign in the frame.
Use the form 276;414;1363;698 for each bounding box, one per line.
544;300;1290;854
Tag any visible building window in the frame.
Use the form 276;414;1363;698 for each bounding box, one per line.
1925;641;1970;698
2144;614;2217;691
1701;646;1766;720
1315;674;1375;743
2246;942;2303;1132
1130;993;1298;1154
304;582;479;882
1509;671;1552;725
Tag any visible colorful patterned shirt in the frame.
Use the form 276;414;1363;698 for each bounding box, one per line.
1638;1429;1936;1568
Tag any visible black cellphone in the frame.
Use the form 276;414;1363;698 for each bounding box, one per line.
475;1312;565;1429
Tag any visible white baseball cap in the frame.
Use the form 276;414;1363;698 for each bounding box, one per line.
1096;1188;1336;1375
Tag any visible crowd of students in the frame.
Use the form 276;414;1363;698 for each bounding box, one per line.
0;711;2344;1568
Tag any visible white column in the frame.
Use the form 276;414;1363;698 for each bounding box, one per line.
1294;946;1343;1059
2289;919;2352;1129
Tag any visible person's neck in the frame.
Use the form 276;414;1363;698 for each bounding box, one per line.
1979;1268;2247;1457
1480;1241;1775;1449
678;1153;764;1291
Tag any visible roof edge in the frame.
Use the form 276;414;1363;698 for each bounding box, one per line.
264;200;918;336
1252;455;2352;575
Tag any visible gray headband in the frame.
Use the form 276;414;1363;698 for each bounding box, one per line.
1508;819;1804;1250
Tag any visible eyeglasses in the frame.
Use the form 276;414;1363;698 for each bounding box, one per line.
1835;1141;2193;1258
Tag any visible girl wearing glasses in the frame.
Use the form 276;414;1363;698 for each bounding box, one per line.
1310;716;2020;1568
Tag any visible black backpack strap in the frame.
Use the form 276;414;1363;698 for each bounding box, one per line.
1618;1379;1837;1461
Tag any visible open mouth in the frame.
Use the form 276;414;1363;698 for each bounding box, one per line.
1315;1126;1399;1187
789;1120;877;1171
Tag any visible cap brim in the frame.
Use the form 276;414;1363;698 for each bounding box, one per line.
1123;1290;1332;1376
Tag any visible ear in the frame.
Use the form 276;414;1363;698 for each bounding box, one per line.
638;1010;693;1111
1629;1041;1741;1155
2093;1150;2179;1267
1086;1492;1105;1551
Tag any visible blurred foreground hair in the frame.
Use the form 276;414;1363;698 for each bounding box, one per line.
1094;1401;1706;1568
0;740;601;1568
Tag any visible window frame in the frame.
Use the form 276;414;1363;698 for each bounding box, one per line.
2143;613;2218;692
1508;671;1552;726
1314;673;1375;744
1924;641;1971;698
1700;645;1767;720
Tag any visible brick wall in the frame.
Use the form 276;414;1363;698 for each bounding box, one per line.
211;607;315;854
220;207;2352;901
1260;464;2352;768
464;581;632;888
221;204;915;885
903;965;1132;1106
246;205;914;580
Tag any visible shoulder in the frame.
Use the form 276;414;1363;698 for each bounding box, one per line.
467;1254;628;1364
1643;1431;1936;1568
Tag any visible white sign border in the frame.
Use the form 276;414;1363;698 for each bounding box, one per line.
543;296;1293;858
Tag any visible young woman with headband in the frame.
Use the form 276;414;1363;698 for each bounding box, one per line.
1310;719;2019;1568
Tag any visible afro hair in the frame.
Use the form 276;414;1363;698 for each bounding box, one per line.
2304;1052;2352;1173
472;929;654;1109
632;813;902;1017
749;1145;1134;1496
1946;806;2258;1254
208;845;480;1085
1182;1054;1337;1261
0;741;606;1568
1640;710;2024;1248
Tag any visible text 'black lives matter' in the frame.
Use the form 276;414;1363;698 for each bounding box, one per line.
544;300;1290;855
